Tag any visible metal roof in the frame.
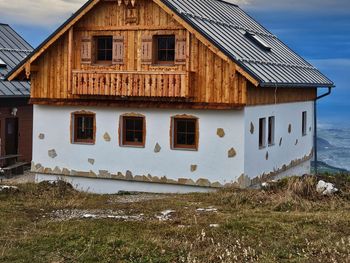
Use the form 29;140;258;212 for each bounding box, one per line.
0;23;32;97
163;0;334;88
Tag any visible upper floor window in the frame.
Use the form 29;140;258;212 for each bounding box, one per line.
154;35;175;64
120;115;146;147
302;111;307;136
96;36;113;62
72;112;96;144
171;116;198;150
259;117;266;149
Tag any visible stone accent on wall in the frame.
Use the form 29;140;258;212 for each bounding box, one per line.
38;133;45;140
288;124;292;134
250;122;254;134
216;128;225;138
103;132;111;142
228;148;237;158
265;151;269;160
48;149;57;159
30;150;313;190
279;137;283;147
191;165;198;172
88;158;95;165
154;143;161;153
295;139;299;146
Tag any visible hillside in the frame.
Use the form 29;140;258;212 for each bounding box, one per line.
0;174;350;263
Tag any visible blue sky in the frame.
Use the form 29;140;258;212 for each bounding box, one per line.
1;0;348;127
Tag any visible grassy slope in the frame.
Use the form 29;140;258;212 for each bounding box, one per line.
0;175;350;263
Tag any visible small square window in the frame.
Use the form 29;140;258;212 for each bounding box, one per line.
302;111;307;136
154;35;175;64
259;118;266;149
73;113;95;144
121;116;145;147
96;36;113;62
172;117;198;150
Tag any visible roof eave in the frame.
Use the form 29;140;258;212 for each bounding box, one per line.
259;82;335;88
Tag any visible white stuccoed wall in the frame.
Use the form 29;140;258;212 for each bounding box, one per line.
33;105;245;186
244;101;314;179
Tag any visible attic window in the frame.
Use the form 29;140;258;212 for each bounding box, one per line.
245;32;271;51
0;58;6;68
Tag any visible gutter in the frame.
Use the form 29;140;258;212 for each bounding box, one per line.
314;87;332;175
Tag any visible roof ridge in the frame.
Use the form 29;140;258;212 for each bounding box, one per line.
179;10;276;38
0;23;10;26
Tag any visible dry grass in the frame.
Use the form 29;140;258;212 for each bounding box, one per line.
0;175;349;262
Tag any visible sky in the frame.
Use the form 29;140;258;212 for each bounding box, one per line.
0;0;349;127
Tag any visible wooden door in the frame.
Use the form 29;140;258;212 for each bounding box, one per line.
5;118;18;155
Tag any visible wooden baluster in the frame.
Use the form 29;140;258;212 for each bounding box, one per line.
175;74;180;97
151;74;157;97
181;74;186;97
145;74;150;97
163;74;169;97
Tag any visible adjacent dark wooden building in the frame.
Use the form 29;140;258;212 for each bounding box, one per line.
0;23;33;163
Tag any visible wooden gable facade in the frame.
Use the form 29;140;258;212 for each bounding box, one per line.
9;0;317;109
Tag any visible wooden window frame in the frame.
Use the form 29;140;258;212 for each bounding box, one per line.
94;36;113;65
170;115;199;151
153;35;176;65
259;117;266;149
268;116;275;146
71;111;96;145
302;111;307;136
119;114;146;148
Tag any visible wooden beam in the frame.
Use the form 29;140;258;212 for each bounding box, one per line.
152;0;259;87
75;25;184;31
8;0;102;81
67;27;74;95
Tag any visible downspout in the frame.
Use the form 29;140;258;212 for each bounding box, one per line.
314;87;332;174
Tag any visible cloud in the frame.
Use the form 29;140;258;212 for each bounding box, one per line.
0;0;85;27
1;0;349;28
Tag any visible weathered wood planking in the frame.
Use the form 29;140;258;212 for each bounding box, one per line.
246;84;317;105
28;0;313;108
29;0;250;106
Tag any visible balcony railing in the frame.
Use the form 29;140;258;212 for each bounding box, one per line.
72;70;193;98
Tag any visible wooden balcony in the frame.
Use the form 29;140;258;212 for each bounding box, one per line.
72;70;193;98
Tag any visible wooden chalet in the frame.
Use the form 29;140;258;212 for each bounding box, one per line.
7;0;333;193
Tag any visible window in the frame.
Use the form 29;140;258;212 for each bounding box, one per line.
172;117;198;150
0;58;6;68
121;116;145;147
302;111;307;136
268;116;275;146
245;32;271;51
154;35;175;64
72;113;95;144
259;118;266;148
96;36;113;62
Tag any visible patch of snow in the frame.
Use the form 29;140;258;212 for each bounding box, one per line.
0;185;18;191
209;224;220;228
316;180;339;195
156;210;175;221
51;209;144;221
196;207;218;213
